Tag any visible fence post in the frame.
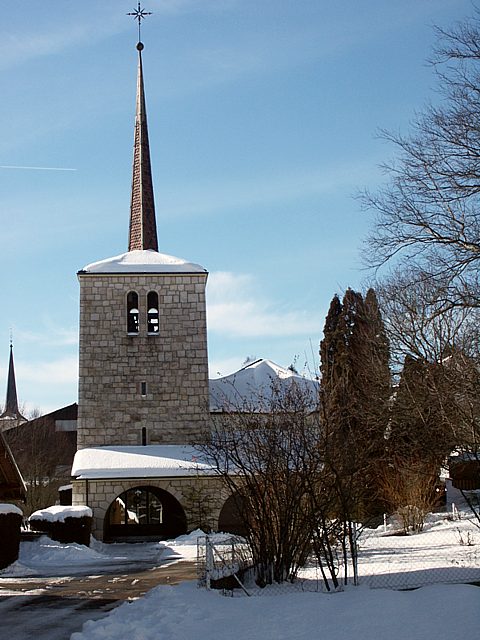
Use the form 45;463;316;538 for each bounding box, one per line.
352;521;359;586
205;534;214;590
452;503;459;521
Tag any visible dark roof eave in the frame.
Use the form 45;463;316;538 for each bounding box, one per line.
71;473;222;482
77;269;208;276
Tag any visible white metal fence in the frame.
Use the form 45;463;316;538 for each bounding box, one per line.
197;534;252;591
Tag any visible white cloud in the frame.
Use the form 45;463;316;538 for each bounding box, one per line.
0;21;116;71
15;323;78;349
207;271;318;338
0;1;239;72
18;356;78;386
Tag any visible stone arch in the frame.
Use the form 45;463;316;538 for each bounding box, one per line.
218;492;247;536
104;485;187;542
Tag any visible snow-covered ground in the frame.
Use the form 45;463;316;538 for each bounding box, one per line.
70;580;479;640
0;529;202;582
355;511;480;589
2;516;479;640
70;513;480;640
1;538;162;580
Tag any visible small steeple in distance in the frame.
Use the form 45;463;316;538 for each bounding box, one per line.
0;342;25;421
128;38;159;252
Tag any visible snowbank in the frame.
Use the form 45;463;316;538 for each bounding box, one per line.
0;535;166;578
161;529;234;562
70;581;480;640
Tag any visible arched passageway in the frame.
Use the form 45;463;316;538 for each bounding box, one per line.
218;493;248;536
104;485;187;542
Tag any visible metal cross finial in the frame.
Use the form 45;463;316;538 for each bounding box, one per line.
127;2;152;43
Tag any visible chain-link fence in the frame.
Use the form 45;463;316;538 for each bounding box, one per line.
197;509;480;596
356;510;480;590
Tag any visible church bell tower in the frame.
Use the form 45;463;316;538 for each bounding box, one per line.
76;37;209;449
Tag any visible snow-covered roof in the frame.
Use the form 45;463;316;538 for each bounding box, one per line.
72;445;214;480
29;505;92;522
80;249;206;274
209;358;319;412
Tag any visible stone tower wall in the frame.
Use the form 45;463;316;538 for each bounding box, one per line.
77;272;209;448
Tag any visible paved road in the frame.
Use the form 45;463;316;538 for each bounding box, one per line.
0;560;196;640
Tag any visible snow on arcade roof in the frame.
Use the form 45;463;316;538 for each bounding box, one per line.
209;358;319;412
79;249;206;274
72;445;214;480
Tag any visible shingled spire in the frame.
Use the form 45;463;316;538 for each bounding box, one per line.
1;343;25;421
128;41;159;252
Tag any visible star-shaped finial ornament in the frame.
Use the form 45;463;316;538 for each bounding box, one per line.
127;2;152;42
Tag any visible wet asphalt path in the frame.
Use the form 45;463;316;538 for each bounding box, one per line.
0;560;196;640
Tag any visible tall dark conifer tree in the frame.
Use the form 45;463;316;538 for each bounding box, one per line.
320;288;391;520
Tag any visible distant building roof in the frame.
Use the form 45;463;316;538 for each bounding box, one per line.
209;358;319;412
3;403;78;472
0;431;26;501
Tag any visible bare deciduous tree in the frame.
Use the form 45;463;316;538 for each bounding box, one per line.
379;460;441;534
375;270;480;367
4;416;73;516
202;290;392;589
362;10;480;313
383;344;480;529
202;383;321;587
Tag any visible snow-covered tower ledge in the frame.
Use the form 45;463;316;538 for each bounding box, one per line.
76;39;209;450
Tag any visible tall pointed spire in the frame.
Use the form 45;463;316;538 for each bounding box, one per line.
1;342;24;421
128;41;159;252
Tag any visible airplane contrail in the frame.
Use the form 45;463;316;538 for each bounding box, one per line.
0;165;77;171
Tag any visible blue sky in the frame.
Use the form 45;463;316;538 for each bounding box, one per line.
0;0;473;414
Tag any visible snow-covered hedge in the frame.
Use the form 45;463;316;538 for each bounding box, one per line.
29;506;93;546
0;503;23;517
0;504;23;569
30;506;92;523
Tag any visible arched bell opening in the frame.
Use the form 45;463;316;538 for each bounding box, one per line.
147;291;159;334
127;291;140;334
